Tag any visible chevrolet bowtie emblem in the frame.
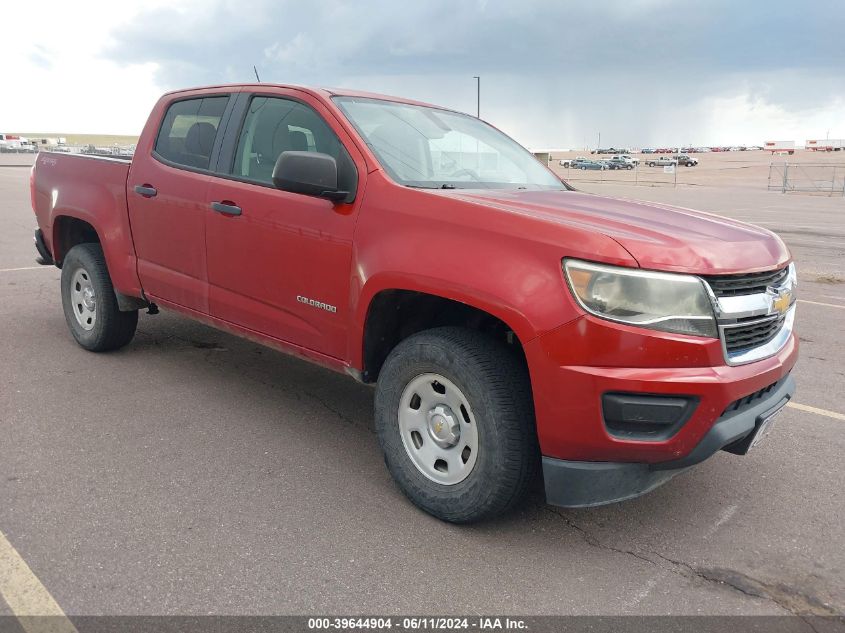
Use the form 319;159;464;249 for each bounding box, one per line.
772;291;792;315
434;421;443;433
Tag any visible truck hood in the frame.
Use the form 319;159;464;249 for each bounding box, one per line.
446;189;790;274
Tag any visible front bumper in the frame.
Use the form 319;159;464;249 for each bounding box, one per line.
524;312;798;506
541;373;794;507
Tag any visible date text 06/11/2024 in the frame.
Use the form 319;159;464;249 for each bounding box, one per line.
306;617;529;630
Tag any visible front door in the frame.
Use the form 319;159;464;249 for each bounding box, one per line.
204;92;363;359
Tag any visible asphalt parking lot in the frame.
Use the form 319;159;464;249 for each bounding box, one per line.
1;157;843;619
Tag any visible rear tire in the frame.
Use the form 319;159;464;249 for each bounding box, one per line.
374;327;538;523
61;243;138;352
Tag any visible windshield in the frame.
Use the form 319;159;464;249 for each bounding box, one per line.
333;96;563;190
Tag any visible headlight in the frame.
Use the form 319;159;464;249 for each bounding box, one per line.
563;259;717;338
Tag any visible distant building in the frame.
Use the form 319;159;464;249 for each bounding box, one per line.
531;149;571;164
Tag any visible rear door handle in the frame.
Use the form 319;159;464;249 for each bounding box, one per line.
210;201;242;216
133;184;157;198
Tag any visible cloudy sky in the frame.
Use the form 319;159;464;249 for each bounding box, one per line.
2;0;843;149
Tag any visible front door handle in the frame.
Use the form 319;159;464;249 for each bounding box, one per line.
133;184;157;198
210;201;242;216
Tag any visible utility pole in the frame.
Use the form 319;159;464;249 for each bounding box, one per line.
473;76;480;118
597;132;601;151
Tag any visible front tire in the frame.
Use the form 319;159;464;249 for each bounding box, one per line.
374;327;538;523
61;243;138;352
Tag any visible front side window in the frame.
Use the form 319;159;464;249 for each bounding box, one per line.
231;96;356;194
333;96;563;190
154;96;229;170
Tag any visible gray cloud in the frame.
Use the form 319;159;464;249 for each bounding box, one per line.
106;0;845;147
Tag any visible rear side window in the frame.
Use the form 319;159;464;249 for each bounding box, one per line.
154;96;229;170
230;96;357;194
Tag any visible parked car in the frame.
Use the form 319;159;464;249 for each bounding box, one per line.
559;156;586;168
30;83;798;523
572;158;608;170
0;140;36;153
607;157;634;170
646;156;679;167
599;160;617;170
673;154;699;166
610;154;638;167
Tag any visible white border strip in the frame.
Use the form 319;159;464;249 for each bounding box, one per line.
787;402;845;421
798;299;845;310
0;530;77;632
0;266;52;273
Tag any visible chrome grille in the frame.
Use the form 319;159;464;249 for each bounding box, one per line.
723;313;787;353
702;263;796;365
702;267;789;297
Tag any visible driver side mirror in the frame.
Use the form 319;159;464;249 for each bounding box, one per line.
272;151;349;202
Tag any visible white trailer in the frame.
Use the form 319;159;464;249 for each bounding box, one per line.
806;139;844;151
764;141;795;155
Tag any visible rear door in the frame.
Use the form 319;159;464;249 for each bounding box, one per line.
203;90;365;359
127;92;234;313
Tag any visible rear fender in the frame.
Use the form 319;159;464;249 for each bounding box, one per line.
50;197;142;299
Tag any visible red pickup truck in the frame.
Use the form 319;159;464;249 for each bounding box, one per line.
31;84;798;522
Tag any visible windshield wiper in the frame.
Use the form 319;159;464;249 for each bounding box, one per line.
404;183;458;190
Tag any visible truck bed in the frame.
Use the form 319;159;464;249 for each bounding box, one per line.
31;151;143;298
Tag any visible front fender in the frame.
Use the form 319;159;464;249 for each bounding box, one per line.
345;175;636;369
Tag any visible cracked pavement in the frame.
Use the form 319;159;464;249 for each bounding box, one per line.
1;163;843;616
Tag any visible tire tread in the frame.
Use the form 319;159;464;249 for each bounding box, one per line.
61;243;138;352
375;327;538;523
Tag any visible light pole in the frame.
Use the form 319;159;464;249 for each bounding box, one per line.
473;76;480;118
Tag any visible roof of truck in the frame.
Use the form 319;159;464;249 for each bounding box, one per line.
163;83;446;111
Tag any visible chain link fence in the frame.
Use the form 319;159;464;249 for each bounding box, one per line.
768;162;845;195
558;162;682;187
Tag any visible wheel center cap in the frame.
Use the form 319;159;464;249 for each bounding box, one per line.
82;287;96;310
427;405;460;448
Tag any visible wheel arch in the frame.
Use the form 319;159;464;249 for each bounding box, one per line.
52;213;101;266
49;205;143;300
354;277;534;383
52;212;147;311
